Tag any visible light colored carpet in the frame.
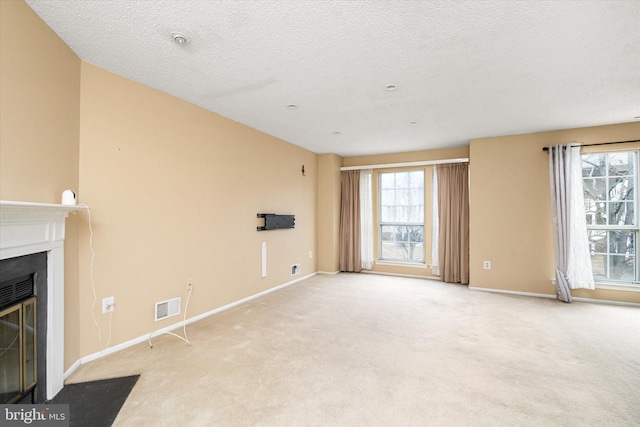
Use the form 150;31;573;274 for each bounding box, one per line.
67;273;640;426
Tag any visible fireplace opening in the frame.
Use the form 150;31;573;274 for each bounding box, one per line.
0;252;47;404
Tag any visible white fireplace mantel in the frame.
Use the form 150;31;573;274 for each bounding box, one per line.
0;200;87;400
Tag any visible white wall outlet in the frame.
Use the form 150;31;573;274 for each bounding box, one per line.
308;251;313;259
291;263;301;276
483;261;491;270
102;296;115;313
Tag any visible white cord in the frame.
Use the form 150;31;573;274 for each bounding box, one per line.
76;204;106;354
148;284;192;348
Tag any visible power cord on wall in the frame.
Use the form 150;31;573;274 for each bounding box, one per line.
76;203;188;353
76;204;112;354
148;283;192;348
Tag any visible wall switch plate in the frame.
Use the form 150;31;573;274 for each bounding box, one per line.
102;296;114;313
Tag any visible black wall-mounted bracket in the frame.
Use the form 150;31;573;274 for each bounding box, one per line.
257;213;295;231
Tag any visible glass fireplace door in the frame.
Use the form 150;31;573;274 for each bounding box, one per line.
0;297;36;404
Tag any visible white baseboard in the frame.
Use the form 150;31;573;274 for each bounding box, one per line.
468;286;556;299
70;272;317;374
318;270;340;275
571;296;640;307
469;286;640;307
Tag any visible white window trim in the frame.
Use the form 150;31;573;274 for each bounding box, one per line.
378;170;426;264
375;260;429;268
595;282;640;292
583;149;640;286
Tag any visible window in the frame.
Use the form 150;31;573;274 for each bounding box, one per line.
379;170;425;263
582;150;639;283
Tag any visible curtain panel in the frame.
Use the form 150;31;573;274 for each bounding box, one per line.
548;145;595;303
436;163;469;284
360;169;374;270
339;170;362;272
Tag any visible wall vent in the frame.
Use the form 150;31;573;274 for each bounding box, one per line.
155;297;181;321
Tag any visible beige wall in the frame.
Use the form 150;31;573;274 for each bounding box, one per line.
343;146;470;277
77;63;318;356
470;122;640;304
0;0;82;367
3;0;639;372
317;154;343;273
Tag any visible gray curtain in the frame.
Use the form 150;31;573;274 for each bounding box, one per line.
436;163;469;284
549;144;595;301
549;145;573;302
339;170;362;272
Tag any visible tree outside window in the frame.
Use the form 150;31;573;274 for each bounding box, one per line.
582;151;638;282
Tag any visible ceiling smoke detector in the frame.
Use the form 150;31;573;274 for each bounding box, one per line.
171;32;190;45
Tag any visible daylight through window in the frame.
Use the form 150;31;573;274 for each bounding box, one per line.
379;170;425;263
582;150;639;283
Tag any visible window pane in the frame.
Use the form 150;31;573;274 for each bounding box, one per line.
608;202;635;226
381;189;395;206
582;153;606;177
588;230;607;254
590;254;607;280
608;230;634;255
608;152;635;176
380;206;391;223
410;171;424;189
396;172;409;188
380;225;424;262
380;173;395;190
608;177;633;202
408;205;424;223
583;177;607;201
397;189;410;205
609;255;635;281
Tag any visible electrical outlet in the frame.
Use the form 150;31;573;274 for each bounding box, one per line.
102;296;114;313
291;264;301;276
483;261;491;270
308;251;313;259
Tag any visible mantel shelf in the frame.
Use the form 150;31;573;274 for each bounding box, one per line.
1;200;88;212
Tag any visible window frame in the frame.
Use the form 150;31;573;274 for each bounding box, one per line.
582;149;640;289
377;169;426;264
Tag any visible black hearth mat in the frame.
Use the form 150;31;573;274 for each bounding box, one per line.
47;375;139;427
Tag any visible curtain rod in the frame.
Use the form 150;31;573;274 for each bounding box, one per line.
542;139;640;152
340;158;469;171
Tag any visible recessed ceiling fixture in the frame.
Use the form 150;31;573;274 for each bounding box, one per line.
286;104;299;110
332;131;341;135
385;84;398;91
410;121;418;125
171;32;190;45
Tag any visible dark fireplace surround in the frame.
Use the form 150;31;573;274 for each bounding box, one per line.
0;252;48;403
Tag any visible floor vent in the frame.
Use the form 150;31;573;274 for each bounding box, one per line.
155;297;181;321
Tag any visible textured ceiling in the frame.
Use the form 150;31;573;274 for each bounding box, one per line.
25;0;640;157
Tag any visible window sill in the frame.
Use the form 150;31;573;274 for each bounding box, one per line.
550;279;640;293
375;261;429;269
594;282;640;293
